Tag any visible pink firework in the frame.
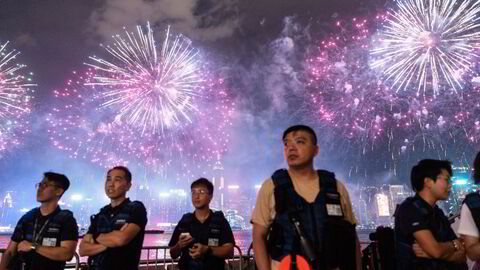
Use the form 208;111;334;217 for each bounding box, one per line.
0;42;35;158
304;16;476;174
47;67;234;177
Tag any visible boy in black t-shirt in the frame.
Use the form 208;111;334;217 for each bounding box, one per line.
169;178;235;270
0;172;78;270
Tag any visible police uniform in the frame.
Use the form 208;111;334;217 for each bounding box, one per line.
9;206;78;270
265;169;357;270
87;198;147;270
168;210;235;270
394;194;467;270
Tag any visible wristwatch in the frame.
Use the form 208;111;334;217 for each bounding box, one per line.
452;240;460;251
31;243;37;251
206;246;212;256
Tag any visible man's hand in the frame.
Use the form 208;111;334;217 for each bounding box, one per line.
189;243;208;259
16;241;33;252
177;234;193;249
120;223;128;231
413;241;431;258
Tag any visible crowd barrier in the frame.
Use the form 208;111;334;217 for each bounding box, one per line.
0;244;251;270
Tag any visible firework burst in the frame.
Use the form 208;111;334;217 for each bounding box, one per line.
0;41;35;157
47;25;235;176
86;23;202;135
371;0;480;97
304;17;476;176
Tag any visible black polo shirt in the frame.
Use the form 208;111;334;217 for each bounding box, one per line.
87;198;147;270
169;210;235;270
394;194;466;270
10;206;78;270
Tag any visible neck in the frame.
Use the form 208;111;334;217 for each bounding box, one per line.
195;207;210;219
418;190;436;207
288;165;317;181
40;200;58;216
110;196;127;208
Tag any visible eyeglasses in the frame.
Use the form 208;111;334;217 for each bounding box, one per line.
437;175;452;184
35;182;59;189
191;190;209;196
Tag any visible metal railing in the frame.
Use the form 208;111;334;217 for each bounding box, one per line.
0;248;80;269
0;244;254;270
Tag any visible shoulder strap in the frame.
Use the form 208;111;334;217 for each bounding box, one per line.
24;208;37;220
210;211;225;227
272;169;294;214
464;192;480;230
179;213;194;225
317;169;337;193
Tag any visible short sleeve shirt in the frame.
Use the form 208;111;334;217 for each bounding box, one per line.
169;210;235;270
394;195;462;270
251;173;356;270
88;198;147;270
11;207;78;270
251;175;357;228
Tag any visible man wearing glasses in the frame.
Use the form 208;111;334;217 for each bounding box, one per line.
78;166;147;270
169;178;235;270
394;159;467;270
0;172;78;270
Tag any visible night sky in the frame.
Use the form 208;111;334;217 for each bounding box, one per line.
0;0;478;207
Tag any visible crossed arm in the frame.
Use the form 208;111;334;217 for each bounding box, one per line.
413;229;466;262
0;239;77;270
79;223;141;256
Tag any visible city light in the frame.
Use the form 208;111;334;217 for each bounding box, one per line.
159;192;170;198
227;185;239;190
71;194;83;201
455;179;468;185
254;185;261;189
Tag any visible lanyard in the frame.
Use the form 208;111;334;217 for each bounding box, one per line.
32;217;50;245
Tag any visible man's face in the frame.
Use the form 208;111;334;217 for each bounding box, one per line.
428;169;452;201
36;177;62;203
283;130;319;169
191;185;212;210
105;169;131;200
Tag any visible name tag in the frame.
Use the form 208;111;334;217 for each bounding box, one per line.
326;204;343;217
42;238;57;247
115;219;126;225
208;238;219;247
48;228;59;233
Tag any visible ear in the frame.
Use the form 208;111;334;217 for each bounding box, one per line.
56;188;65;198
314;145;319;156
424;177;434;189
127;181;132;191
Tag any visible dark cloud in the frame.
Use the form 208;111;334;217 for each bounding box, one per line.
89;0;240;41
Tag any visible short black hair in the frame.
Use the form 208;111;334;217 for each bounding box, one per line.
283;125;317;145
474;152;480;184
107;166;132;183
410;159;452;192
44;172;70;194
191;178;214;195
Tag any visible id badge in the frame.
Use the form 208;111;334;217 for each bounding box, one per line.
208;238;219;247
42;238;57;247
326;203;343;217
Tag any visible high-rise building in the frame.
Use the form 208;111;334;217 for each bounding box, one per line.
211;158;225;211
